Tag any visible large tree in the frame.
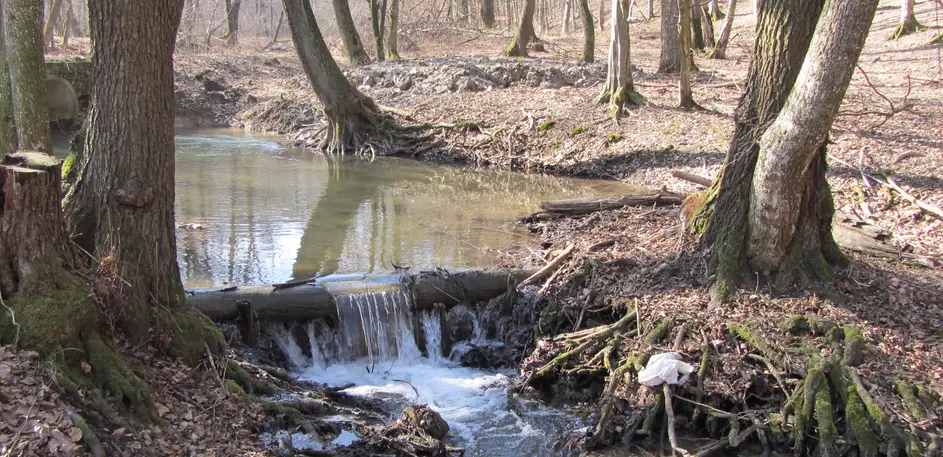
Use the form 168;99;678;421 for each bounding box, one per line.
64;0;219;359
387;0;401;59
690;0;879;303
580;0;594;63
221;0;242;47
506;0;536;56
0;1;15;155
281;0;390;154
598;0;642;114
658;0;681;73
3;0;50;152
332;0;371;65
481;0;495;27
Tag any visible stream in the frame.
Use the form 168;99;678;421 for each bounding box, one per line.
55;128;643;455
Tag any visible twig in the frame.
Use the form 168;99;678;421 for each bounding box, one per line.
695;423;760;456
829;153;943;221
587;239;616;252
393;379;421;400
672;171;712;187
205;343;225;390
520;243;576;286
0;294;19;346
746;353;789;397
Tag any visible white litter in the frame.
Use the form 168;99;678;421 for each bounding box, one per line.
637;352;695;387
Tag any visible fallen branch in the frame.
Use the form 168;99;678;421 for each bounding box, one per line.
520;244;576;287
829;153;943;222
672;171;712;187
527;192;685;220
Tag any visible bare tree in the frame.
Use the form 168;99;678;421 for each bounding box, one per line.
332;0;371;65
690;0;879;303
658;0;681;73
221;0;242;47
581;0;594;62
707;0;736;58
506;0;536;56
3;0;49;152
43;0;63;50
679;0;696;108
369;0;388;62
481;0;496;27
598;0;643;115
888;0;924;40
387;0;400;59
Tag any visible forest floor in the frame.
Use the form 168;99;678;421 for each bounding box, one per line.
8;0;941;455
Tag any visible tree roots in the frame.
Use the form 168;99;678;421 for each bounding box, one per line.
518;310;938;456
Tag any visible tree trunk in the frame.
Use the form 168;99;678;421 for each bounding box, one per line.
59;0;74;47
690;0;880;303
332;0;371;65
387;0;400;59
707;0;722;20
279;0;388;154
63;0;217;362
598;0;604;31
748;0;879;279
889;0;923;40
223;0;241;47
3;0;50;153
562;0;571;34
698;5;715;48
648;0;653;19
679;0;695;108
0;1;16;156
43;0;63;50
599;0;642;114
369;0;386;62
708;0;736;58
658;0;681;73
690;0;704;50
581;0;594;62
481;0;495;27
506;0;536;56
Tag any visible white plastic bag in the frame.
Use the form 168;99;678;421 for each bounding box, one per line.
637;352;694;387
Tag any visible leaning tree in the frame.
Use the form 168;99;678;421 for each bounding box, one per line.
506;0;536;56
689;0;880;304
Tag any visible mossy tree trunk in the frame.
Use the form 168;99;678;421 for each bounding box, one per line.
889;0;923;40
332;0;371;65
222;0;242;47
3;0;50;153
280;0;390;155
506;0;536;56
481;0;495;27
387;0;400;59
707;0;735;59
598;0;642;115
692;0;879;303
0;1;16;156
43;0;63;50
658;0;681;73
63;0;220;363
580;0;594;62
690;0;826;303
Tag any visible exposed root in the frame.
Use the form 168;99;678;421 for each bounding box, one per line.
888;18;926;40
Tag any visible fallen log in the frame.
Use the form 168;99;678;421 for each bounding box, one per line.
525;191;686;220
189;269;532;322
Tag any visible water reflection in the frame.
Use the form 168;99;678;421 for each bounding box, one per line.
58;128;639;288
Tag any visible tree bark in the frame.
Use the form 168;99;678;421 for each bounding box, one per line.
222;0;242;47
581;0;594;62
63;0;209;352
747;0;880;278
562;0;571;35
658;0;681;73
481;0;495;27
3;0;50;153
889;0;923;40
43;0;63;50
690;0;828;303
506;0;536;56
387;0;400;59
679;0;695;108
0;1;16;156
598;0;604;31
369;0;387;62
707;0;722;20
280;0;388;154
690;0;704;50
599;0;642;114
331;0;371;65
698;4;715;48
708;0;736;59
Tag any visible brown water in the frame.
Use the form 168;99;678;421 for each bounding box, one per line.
54;128;638;288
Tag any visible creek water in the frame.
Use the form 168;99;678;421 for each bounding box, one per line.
54;128;645;455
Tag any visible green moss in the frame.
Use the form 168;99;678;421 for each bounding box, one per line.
168;309;224;365
895;379;927;420
0;279;94;354
728;322;781;365
842;326;865;366
259;400;316;434
85;332;159;423
570;126;585;136
194;68;211;80
538;120;556;132
225;380;246;396
846;386;880;457
605;133;624;144
643;318;673;344
226;360;277;396
813;376;838;455
778;314;835;336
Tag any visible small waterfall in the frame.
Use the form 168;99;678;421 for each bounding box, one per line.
421;310;444;364
268;323;311;369
333;290;422;366
305;321;330;369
